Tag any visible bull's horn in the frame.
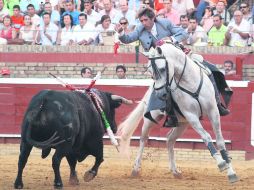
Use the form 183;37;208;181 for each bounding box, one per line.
111;95;133;105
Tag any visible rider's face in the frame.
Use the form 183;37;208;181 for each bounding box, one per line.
139;15;154;31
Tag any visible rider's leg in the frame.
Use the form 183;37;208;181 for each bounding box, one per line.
208;74;230;116
163;95;178;128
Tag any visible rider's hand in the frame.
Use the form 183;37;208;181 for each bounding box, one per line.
115;24;124;34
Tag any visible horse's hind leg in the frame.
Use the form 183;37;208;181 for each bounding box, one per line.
166;124;187;178
132;111;163;177
208;110;238;183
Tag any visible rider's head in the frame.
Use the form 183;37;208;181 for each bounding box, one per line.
138;8;156;31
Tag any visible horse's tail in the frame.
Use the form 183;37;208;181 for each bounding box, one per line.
117;86;152;157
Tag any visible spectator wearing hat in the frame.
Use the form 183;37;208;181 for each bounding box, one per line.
116;65;127;79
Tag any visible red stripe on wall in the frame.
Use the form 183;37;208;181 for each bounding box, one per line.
0;52;148;64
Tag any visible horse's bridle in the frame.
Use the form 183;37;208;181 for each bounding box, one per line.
149;56;173;93
149;54;204;117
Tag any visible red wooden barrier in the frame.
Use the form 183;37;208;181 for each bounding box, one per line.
0;79;253;160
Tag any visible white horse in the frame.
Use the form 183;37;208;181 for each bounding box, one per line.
117;42;238;183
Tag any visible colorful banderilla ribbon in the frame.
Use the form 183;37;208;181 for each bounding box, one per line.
49;69;119;149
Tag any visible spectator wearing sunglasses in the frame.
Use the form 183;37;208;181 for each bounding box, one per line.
114;17;134;44
239;1;252;24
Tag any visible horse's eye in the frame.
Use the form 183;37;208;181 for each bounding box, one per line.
160;68;166;73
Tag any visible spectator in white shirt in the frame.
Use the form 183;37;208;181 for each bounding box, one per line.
38;12;58;45
99;0;120;22
225;10;251;47
73;13;96;45
82;0;102;26
113;0;137;29
185;17;208;46
27;4;40;27
94;14;115;45
172;0;195;16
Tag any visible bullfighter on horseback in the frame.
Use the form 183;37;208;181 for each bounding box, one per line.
115;7;232;127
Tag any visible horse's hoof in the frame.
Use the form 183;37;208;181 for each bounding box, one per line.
218;160;229;172
54;182;63;189
173;171;182;179
228;174;239;183
131;170;140;177
84;170;96;182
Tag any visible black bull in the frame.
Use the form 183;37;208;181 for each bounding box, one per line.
14;89;127;189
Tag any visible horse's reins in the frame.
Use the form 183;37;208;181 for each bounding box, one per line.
149;54;204;118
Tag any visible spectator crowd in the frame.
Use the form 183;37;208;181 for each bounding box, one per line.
0;0;253;47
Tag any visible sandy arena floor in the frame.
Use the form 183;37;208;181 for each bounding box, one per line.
0;144;254;190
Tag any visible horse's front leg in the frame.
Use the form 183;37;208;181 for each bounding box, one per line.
208;110;239;183
166;124;187;178
132;112;163;177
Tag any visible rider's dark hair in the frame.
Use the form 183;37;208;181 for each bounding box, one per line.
138;7;155;19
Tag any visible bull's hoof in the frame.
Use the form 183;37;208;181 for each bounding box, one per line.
84;170;96;182
228;174;239;183
69;175;79;186
131;169;140;177
54;182;63;189
69;171;79;185
14;181;23;189
218;160;229;172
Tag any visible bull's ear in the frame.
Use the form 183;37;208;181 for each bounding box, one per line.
157;47;162;55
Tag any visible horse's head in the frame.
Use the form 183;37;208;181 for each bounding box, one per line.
144;46;172;100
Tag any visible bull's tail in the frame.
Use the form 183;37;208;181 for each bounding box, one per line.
117;86;152;157
26;123;65;149
25;91;66;149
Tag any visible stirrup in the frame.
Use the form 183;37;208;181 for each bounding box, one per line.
163;117;178;128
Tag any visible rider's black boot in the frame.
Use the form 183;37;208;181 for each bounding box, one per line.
209;74;230;116
163;108;178;128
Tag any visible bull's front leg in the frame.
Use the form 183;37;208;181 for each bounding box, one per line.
84;140;104;182
14;141;33;189
52;151;64;189
66;154;79;186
